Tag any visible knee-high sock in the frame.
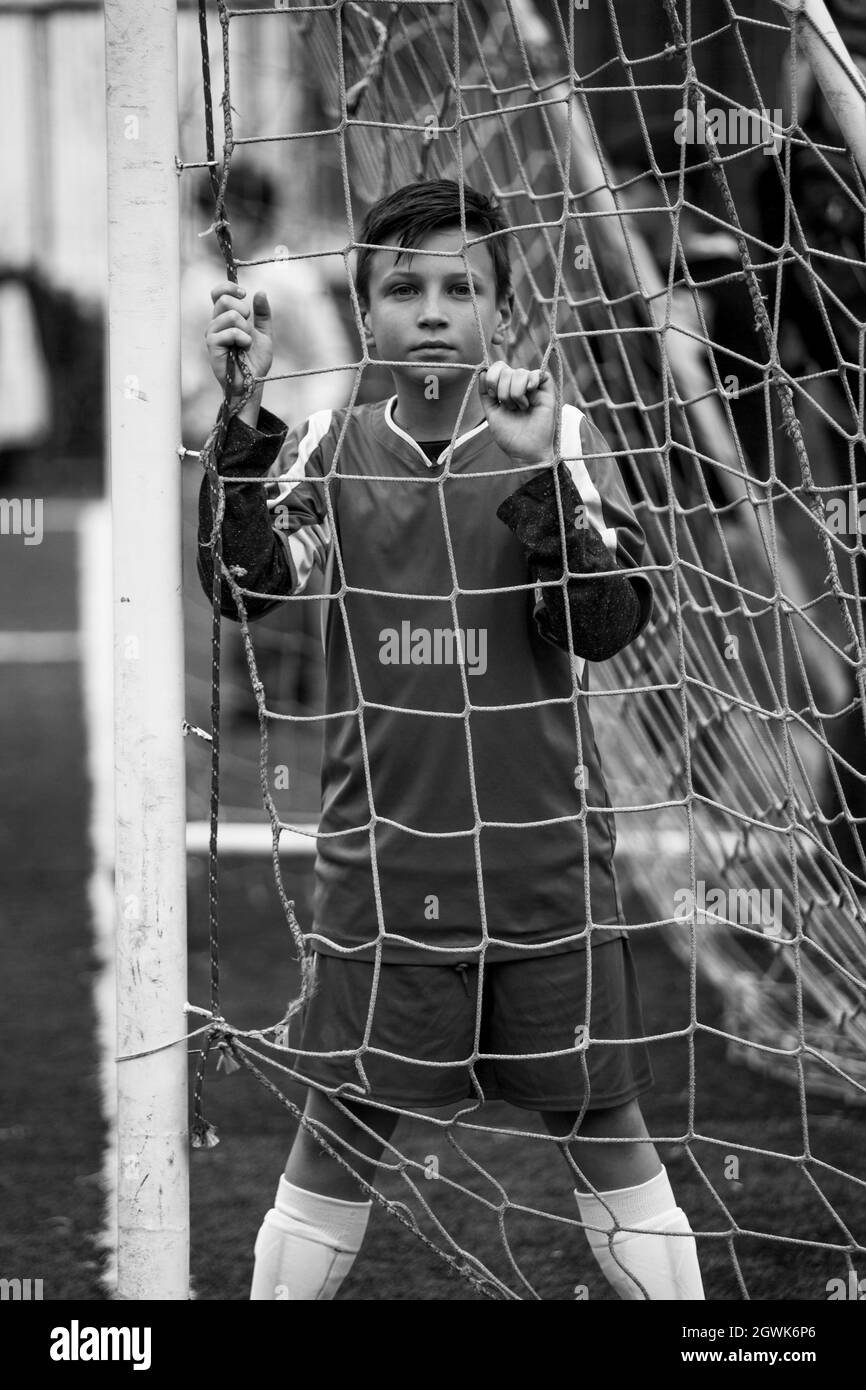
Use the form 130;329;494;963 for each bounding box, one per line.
250;1176;371;1301
575;1167;705;1300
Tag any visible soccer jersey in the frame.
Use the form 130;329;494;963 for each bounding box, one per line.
199;397;653;963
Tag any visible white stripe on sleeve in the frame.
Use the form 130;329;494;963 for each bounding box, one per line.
268;409;333;593
268;409;333;508
287;520;330;593
559;404;618;559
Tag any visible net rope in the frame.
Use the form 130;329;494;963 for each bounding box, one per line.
182;0;866;1298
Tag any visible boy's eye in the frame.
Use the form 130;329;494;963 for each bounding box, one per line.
386;282;476;297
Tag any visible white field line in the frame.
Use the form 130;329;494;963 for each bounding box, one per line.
0;631;79;661
186;818;319;856
77;499;117;1294
42;499;95;532
185;819;738;861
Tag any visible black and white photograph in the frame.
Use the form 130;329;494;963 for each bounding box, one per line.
2;0;865;1349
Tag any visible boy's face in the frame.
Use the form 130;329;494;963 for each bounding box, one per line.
360;226;511;384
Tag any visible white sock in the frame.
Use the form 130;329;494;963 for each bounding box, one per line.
575;1167;705;1300
249;1176;372;1301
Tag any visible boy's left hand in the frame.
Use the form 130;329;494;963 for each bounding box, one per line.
479;362;557;467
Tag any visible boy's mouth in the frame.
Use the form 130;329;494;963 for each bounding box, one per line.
410;341;455;352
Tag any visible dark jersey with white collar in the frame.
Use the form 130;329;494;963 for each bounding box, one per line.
198;396;652;963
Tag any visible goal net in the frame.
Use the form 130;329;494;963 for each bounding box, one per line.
184;0;866;1299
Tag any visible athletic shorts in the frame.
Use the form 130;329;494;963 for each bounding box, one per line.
289;936;653;1111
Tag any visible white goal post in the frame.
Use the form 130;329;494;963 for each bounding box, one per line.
774;0;866;177
104;0;189;1300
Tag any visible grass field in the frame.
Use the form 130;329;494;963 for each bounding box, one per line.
185;864;865;1302
1;471;863;1303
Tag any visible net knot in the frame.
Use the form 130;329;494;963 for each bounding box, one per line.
191;1118;220;1150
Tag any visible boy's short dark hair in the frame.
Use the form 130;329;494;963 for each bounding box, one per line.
355;178;514;306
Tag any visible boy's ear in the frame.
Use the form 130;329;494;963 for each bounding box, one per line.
360;302;375;347
490;292;514;348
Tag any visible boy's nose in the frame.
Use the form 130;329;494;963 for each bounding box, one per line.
417;296;448;325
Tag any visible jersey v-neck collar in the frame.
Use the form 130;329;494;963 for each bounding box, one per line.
381;395;489;468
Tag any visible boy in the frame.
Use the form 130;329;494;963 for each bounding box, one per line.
198;179;704;1301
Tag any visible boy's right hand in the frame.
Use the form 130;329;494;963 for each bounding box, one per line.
206;283;273;402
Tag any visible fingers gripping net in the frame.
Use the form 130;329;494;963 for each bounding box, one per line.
187;0;866;1298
